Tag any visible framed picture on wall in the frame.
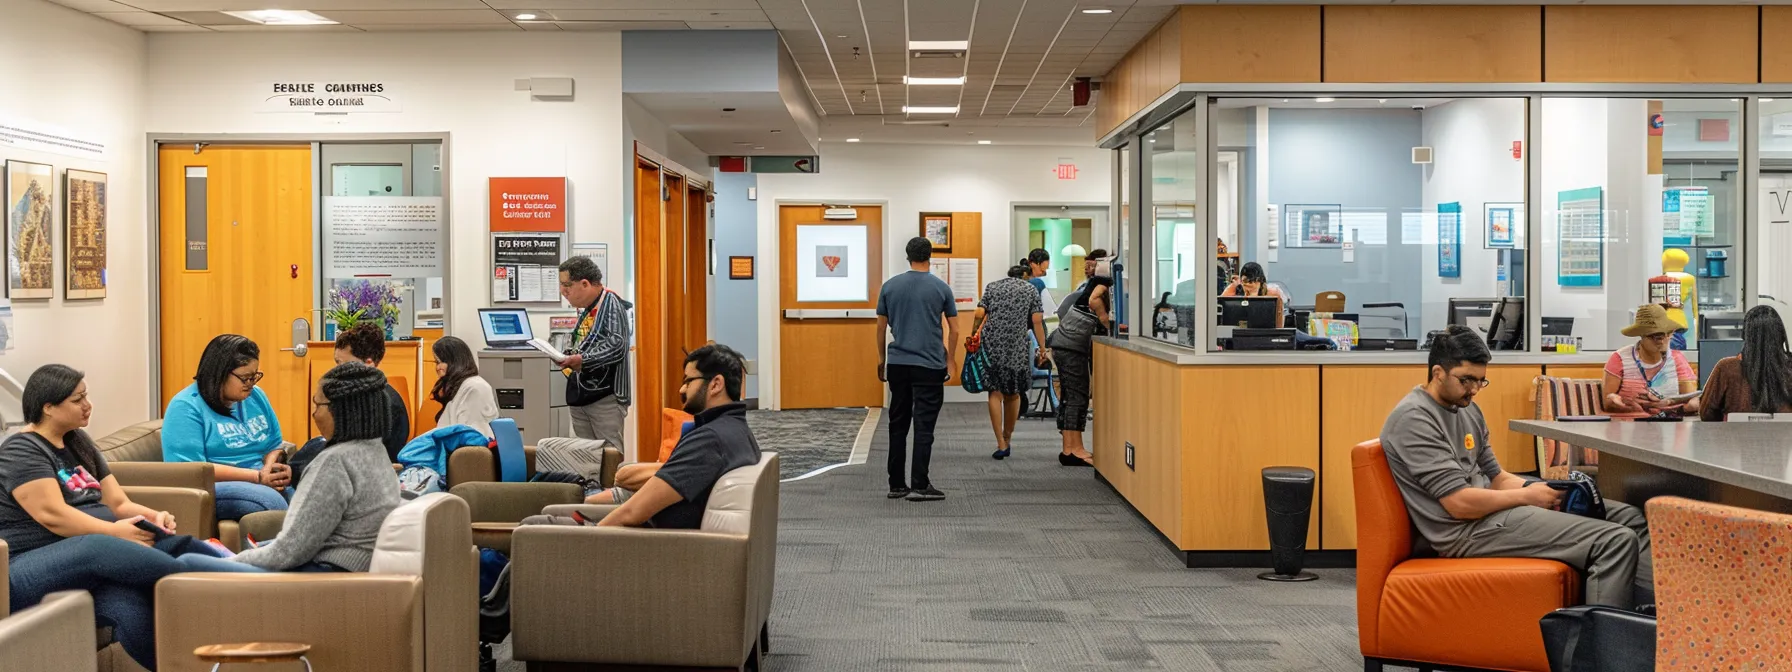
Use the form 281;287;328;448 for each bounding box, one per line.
1438;202;1462;278
65;169;108;300
921;213;952;252
1484;202;1521;249
4;160;55;299
1282;204;1342;248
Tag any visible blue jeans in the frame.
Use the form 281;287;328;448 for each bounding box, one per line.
215;481;289;521
7;535;265;670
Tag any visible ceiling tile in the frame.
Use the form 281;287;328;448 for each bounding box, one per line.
46;0;140;11
124;0;488;10
315;9;508;24
206;23;363;31
138;23;212;31
518;20;562;30
557;20;689;30
93;11;194;26
357;23;523;30
686;21;774;29
540;8;762;21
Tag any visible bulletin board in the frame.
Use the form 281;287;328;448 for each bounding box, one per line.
931;212;982;388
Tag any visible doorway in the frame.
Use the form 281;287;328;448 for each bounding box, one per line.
631;151;712;458
1012;205;1109;298
778;203;885;409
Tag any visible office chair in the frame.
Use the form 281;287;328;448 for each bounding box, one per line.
1024;333;1057;419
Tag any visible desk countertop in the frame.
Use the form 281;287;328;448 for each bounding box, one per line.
1096;336;1616;367
1510;420;1792;500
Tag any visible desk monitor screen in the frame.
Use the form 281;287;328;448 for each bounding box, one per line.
478;308;535;347
1448;298;1500;336
1699;339;1742;386
1541;317;1575;336
1217;296;1280;329
1485;296;1526;350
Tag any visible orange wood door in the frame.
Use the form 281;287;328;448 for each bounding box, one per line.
632;158;665;459
663;175;688;411
778;204;885;409
158;145;314;445
685;185;709;354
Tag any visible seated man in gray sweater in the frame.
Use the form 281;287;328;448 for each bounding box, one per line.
231;362;402;572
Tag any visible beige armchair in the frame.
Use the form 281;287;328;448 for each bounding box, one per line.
0;590;97;672
446;442;622;488
448;481;584;554
510;453;779;670
95;420;245;550
153;493;478;672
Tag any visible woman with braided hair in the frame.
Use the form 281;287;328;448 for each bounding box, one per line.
230;362;402;572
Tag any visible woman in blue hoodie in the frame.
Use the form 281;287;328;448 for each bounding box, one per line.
162;334;290;521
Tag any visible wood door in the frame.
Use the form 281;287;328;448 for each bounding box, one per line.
778;204;885;409
632;158;665;459
158;145;314;445
685;185;709;355
663;175;688;411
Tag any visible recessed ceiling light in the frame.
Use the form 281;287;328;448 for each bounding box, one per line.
514;13;537;20
908;40;968;51
977;140;992;144
846;138;861;142
1081;8;1113;14
1315;97;1335;103
754;146;765;150
222;9;336;25
836;34;848;38
1377;99;1387;104
903;106;959;114
1281;99;1289;103
904;76;967;85
733;141;753;146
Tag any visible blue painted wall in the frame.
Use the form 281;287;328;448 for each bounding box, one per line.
711;171;760;399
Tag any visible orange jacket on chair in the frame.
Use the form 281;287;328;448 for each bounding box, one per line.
1353;439;1578;672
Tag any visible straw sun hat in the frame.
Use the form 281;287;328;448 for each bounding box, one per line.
1620;304;1687;337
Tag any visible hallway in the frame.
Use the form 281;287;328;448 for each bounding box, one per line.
762;402;1363;671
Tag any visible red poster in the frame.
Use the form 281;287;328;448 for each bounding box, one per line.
489;177;567;232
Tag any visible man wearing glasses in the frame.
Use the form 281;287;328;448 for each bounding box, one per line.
556;256;633;453
1380;325;1653;609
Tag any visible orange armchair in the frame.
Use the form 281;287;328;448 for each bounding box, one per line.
659;408;693;462
1353;440;1579;672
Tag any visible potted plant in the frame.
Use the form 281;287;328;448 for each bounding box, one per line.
325;280;403;340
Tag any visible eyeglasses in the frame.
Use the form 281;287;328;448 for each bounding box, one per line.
1455;376;1492;390
681;375;705;387
230;371;265;386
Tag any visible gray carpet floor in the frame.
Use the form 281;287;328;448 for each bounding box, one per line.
747;407;869;479
500;402;1365;671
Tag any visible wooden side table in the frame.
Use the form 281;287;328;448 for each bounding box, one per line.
193;642;313;671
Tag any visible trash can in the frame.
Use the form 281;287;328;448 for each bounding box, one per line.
1259;466;1318;582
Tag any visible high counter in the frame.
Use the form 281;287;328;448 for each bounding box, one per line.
1512;420;1792;513
1088;336;1649;567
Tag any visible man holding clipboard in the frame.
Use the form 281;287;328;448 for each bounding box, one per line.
553;256;633;453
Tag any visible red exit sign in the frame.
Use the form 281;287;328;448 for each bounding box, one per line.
1055;163;1078;180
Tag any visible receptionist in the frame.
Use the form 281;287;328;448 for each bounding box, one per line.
1220;262;1288;328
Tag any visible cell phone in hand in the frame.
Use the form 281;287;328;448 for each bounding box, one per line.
134;518;173;540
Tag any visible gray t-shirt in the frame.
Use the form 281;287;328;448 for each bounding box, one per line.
1378;387;1503;555
876;270;957;370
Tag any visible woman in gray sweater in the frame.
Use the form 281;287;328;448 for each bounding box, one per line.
231;362;401;572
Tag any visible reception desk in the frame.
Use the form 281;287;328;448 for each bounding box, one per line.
1513;420;1792;514
1090;336;1622;565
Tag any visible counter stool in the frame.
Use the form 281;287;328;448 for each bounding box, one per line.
1259;466;1317;582
194;642;312;671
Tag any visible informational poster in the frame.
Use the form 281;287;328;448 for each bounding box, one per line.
492;233;563;303
1485;202;1520;249
489;177;567;233
1437;202;1462;278
570;242;609;287
323;196;445;277
1663;187;1713;237
947;258;980;307
64;169;107;299
794;224;867;302
928;259;949;284
1557;187;1606;287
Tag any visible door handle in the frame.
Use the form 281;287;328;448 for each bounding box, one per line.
286;317;311;358
280;345;308;357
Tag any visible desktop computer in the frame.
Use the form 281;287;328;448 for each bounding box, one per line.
1217;296;1280;329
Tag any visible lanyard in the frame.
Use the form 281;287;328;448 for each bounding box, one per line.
576;291;609;344
1633;350;1668;390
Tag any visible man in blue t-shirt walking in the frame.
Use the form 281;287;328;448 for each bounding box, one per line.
876;237;959;502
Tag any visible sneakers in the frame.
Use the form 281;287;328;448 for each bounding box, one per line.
906;486;946;502
887;487;911;499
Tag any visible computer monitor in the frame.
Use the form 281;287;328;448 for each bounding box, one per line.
1541;317;1575;336
1447;298;1501;337
1699;339;1742;386
1485;296;1526;351
477;308;535;349
1217;296;1280;329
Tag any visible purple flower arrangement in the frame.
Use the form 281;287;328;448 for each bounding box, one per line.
326;279;403;337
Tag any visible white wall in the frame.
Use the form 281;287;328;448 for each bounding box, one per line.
1420;98;1526;331
0;0;148;434
144;32;627;341
623;96;707;176
754;142;1112;406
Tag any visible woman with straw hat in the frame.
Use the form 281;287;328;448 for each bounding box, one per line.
1602;304;1700;416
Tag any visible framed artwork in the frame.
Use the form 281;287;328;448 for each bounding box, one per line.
921;213;952;251
729;255;755;280
5;160;55;299
65;169;108;299
1557;187;1605;287
1438;202;1462;278
795;224;868;302
1283;204;1342;247
1484;202;1521;249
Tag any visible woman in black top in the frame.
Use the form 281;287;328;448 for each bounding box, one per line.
0;365;253;670
1054;256;1112;466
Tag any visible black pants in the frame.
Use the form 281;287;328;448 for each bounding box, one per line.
1055;348;1090;432
886;364;946;490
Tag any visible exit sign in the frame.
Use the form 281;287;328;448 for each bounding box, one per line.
1055;158;1078;180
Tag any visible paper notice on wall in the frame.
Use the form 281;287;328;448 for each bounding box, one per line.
948;258;980;306
492;233;563;302
323;197;444;277
929;259;949;284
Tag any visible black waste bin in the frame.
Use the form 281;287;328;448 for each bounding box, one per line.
1259;466;1317;582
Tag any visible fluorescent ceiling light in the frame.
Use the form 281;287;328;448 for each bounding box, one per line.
846;138;861;142
222;9;337;25
903;106;959;114
904;76;966;85
908;40;968;51
1314;97;1336;103
1081;8;1113;14
977;140;992;145
514;13;537;20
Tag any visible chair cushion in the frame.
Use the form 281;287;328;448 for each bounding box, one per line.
700;453;772;535
94;420;164;463
1375;557;1578;672
370;493;450;576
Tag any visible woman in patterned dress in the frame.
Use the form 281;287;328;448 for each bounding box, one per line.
970;263;1049;460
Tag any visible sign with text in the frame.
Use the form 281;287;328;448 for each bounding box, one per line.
489;177;568;233
1055;157;1078;180
322;197;444;277
260;82;399;113
492;233;563;303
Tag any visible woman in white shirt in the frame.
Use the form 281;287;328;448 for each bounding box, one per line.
430;337;499;437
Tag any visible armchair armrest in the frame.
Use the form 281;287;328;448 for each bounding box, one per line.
449;482;582;523
155;574;422;672
110;462;215;491
540;504;618;521
0;591;94;672
122;486;214;543
510;526;750;666
236;511;286;544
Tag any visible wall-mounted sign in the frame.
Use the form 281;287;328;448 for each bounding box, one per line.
489;177;567;233
260;82;400;113
323;197;445;277
750;156;818;174
729;256;755;280
1055;158;1079;180
492;233;564;303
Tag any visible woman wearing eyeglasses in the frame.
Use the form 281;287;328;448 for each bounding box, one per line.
163;334;291;522
1602;305;1700;417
